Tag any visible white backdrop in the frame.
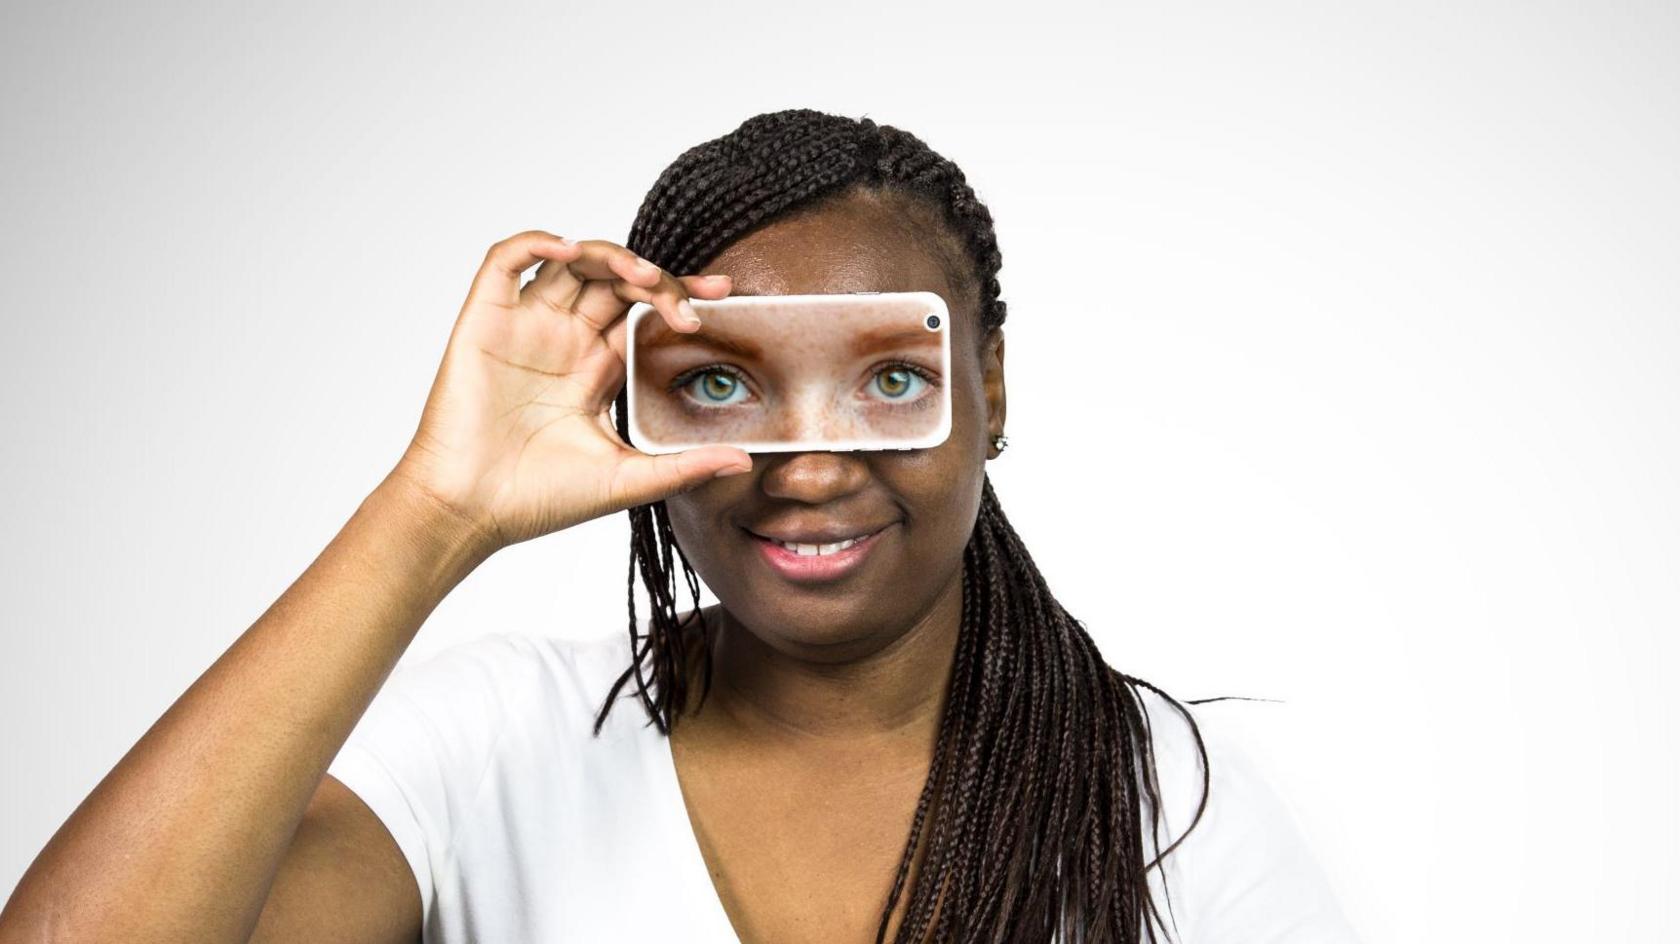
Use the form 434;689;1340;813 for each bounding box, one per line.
3;1;1676;940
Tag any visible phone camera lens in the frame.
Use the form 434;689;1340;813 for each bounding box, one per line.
926;314;942;330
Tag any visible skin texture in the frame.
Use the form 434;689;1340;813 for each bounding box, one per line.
663;189;1008;943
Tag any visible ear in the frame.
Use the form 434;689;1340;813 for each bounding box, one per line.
982;327;1007;459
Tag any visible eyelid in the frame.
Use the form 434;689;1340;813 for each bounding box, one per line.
668;362;750;391
875;359;942;386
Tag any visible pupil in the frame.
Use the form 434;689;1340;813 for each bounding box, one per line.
703;373;736;400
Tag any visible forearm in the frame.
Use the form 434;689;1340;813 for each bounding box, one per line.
0;472;495;943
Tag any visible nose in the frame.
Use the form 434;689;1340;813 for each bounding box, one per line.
772;387;850;444
757;450;871;505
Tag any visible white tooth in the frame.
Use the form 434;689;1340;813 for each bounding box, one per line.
774;535;868;556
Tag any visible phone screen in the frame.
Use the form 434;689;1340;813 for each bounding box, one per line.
625;291;952;454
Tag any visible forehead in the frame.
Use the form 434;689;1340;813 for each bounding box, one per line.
703;192;963;305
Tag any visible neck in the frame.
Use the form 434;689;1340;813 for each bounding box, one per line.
693;576;963;747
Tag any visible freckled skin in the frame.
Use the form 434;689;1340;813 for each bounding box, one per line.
631;294;948;448
661;190;1007;664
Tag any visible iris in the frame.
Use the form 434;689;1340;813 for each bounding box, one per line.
874;367;919;398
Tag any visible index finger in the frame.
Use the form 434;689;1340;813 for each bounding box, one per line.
602;274;735;364
465;231;583;308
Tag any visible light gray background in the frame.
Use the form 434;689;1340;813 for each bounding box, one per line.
3;1;1676;940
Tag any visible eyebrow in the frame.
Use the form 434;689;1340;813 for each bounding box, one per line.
851;327;942;358
637;323;765;359
634;323;941;360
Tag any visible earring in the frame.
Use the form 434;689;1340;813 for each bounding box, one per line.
991;433;1009;455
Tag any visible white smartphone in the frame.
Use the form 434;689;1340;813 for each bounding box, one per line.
624;290;952;454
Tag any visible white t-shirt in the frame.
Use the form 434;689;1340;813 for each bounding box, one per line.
325;630;1361;943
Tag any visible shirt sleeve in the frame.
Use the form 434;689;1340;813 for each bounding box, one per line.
1145;696;1363;944
1169;698;1364;940
324;633;532;922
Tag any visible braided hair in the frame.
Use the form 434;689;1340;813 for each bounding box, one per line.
592;109;1212;943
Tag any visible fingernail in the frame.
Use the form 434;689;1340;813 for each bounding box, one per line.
677;299;701;327
713;463;751;478
706;273;732;282
636;256;659;274
557;235;576;245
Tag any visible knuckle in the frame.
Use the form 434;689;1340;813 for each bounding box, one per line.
535;288;571;315
487;230;548;257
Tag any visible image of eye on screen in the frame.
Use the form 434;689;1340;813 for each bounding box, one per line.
625;291;952;454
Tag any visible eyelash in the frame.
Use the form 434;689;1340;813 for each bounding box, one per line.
667;360;941;408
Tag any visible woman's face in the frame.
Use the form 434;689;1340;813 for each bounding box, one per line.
661;190;1006;659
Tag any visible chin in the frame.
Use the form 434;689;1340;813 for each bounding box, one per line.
727;592;893;655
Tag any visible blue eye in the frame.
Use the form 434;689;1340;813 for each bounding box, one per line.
872;366;927;400
681;369;750;406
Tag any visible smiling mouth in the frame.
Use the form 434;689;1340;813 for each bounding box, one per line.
765;531;880;556
743;524;894;580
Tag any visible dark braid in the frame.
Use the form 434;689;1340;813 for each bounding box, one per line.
591;109;1212;943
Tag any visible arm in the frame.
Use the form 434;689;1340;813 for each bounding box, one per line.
0;232;750;944
246;772;428;943
0;475;488;944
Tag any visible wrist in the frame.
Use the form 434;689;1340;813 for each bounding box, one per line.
362;468;501;587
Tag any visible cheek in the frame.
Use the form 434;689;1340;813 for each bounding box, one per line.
662;490;735;568
941;331;986;412
949;365;992;454
888;443;986;536
879;361;989;531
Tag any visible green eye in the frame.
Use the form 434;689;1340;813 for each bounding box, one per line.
681;369;750;406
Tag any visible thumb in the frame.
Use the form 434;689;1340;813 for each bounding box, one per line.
610;445;754;508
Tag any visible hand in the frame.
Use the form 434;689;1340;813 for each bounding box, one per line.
387;230;752;554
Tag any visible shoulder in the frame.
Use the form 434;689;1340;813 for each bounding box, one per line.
330;630;651;829
1122;682;1224;853
325;630;662;934
395;630;640;724
1122;684;1363;942
408;628;626;673
1123;683;1290;855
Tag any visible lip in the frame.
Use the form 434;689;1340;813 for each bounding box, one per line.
746;523;892;583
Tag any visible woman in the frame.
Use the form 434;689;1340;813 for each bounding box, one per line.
0;110;1357;942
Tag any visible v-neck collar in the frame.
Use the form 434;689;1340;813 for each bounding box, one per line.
651;720;743;941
